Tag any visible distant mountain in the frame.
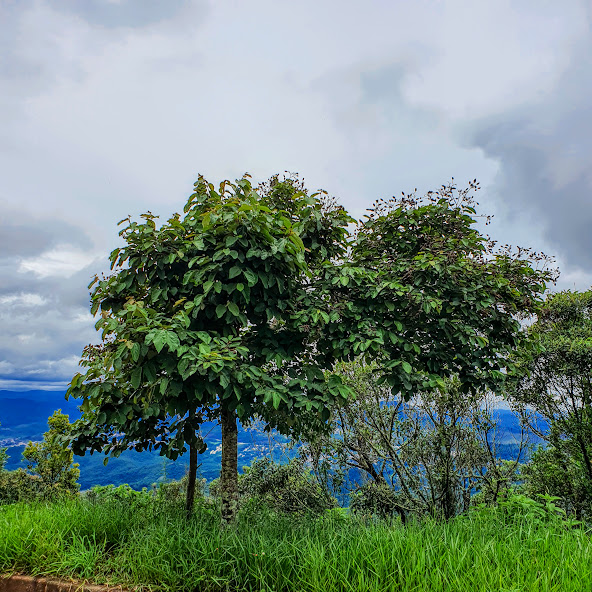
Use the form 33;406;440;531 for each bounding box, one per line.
0;389;290;490
1;390;541;491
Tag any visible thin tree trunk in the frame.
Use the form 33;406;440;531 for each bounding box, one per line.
185;442;198;519
220;406;238;524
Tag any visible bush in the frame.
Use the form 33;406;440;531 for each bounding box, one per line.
467;493;583;529
0;469;41;504
350;480;405;520
153;473;207;507
520;444;592;520
209;458;336;515
84;484;153;511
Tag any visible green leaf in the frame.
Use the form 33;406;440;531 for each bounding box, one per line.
159;377;169;395
153;331;167;353
165;332;180;351
131;367;142;389
243;269;258;286
227;302;240;316
131;342;140;362
216;304;226;318
272;392;281;409
402;361;412;374
229;266;241;279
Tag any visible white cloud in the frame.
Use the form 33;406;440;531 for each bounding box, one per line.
0;293;46;307
18;246;98;278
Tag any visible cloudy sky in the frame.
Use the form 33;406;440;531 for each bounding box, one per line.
1;0;591;391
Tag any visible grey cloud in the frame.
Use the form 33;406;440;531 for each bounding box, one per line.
46;0;205;30
0;206;94;258
358;63;439;128
0;210;104;386
463;38;592;272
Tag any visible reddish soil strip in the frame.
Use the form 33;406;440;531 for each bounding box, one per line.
0;575;130;592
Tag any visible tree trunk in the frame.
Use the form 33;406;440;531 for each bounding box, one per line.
185;442;198;519
220;406;238;524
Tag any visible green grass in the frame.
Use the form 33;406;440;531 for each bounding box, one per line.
1;498;590;592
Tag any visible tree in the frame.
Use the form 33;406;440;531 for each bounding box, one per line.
68;174;353;522
68;176;553;523
508;289;592;519
22;410;80;497
317;181;554;399
297;180;554;520
301;361;527;520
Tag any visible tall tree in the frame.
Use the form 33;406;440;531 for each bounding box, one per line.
509;289;592;518
67;174;353;522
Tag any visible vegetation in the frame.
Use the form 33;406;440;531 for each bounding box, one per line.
2;175;581;589
0;411;79;504
338;180;554;398
301;361;527;520
0;493;590;592
0;424;7;472
209;457;337;515
67;173;354;522
66;175;553;524
22;410;80;496
510;289;592;519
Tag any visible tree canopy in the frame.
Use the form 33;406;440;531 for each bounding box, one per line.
67;175;554;522
315;180;555;397
67;173;353;520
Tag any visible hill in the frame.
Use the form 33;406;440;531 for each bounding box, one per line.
0;389;537;491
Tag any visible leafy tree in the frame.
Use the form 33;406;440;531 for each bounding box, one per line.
67;174;353;522
320;181;555;398
301;361;527;520
509;289;592;519
22;410;80;497
68;176;552;523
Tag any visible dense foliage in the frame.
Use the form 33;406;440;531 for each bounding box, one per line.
329;181;554;397
209;457;336;515
510;289;592;519
67;173;353;521
66;175;553;523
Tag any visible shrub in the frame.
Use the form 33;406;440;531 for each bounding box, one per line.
84;484;152;510
0;469;44;504
209;458;336;515
153;473;207;507
350;480;405;520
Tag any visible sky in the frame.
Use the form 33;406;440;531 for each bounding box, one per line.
1;0;591;391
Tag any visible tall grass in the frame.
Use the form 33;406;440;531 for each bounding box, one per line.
1;498;590;592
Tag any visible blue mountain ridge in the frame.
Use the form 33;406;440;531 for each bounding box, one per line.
0;389;536;491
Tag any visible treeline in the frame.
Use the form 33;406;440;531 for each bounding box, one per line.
1;174;591;525
2;287;592;523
